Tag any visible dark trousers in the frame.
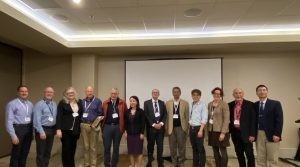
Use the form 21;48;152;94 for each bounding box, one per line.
35;127;55;167
10;124;33;167
189;126;206;167
102;124;122;167
231;129;255;167
147;128;165;167
61;130;79;167
212;146;228;167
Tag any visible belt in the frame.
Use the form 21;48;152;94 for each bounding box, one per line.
190;125;200;130
42;125;55;129
105;123;119;126
13;124;32;127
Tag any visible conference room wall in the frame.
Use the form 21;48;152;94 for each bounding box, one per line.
98;53;300;158
0;43;22;157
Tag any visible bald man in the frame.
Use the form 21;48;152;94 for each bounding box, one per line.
144;89;167;167
228;88;257;167
81;86;102;167
33;86;57;167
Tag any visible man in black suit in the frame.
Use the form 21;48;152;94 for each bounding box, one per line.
255;85;283;167
144;89;167;167
229;88;256;167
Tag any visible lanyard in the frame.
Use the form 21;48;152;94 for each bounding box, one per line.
18;99;29;116
44;100;54;116
84;97;95;113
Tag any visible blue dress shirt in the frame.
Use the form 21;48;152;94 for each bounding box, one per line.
5;98;34;139
189;100;208;126
33;99;57;134
81;97;102;123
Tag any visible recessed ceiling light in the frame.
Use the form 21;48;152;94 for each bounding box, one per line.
184;8;202;17
51;14;69;22
72;0;81;4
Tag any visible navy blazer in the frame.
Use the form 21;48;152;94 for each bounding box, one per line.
255;98;283;142
144;99;167;129
229;99;257;143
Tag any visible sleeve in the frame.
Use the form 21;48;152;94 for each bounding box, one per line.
140;109;146;134
161;102;167;125
201;103;208;124
33;102;44;134
5;102;17;139
221;102;230;133
144;101;154;125
56;100;64;130
249;101;257;137
98;99;103;116
274;101;283;138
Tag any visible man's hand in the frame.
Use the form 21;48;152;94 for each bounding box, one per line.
40;133;46;140
197;130;203;138
12;137;19;145
56;129;62;139
249;136;255;142
219;133;225;141
273;135;280;143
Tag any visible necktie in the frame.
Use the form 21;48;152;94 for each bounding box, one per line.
154;101;159;123
259;102;264;113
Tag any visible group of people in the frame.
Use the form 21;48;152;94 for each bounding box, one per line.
5;84;283;167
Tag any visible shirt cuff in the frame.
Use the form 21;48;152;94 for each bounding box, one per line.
160;122;164;126
152;123;155;127
201;120;207;125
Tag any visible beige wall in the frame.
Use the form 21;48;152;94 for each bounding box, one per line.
0;43;22;157
23;49;71;103
21;51;300;158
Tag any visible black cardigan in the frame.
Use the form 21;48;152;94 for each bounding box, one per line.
124;108;145;135
56;99;83;135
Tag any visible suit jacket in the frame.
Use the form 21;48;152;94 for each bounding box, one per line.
207;100;230;133
228;99;257;143
255;98;283;142
165;99;189;135
124;108;145;135
144;99;167;133
101;98;127;133
56;99;83;136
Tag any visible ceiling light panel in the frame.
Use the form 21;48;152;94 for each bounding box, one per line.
55;0;101;9
97;0;138;7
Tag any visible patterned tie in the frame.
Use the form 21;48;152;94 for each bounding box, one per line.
154;101;159;123
259;102;264;113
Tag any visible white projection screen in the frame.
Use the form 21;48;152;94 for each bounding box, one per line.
125;58;222;108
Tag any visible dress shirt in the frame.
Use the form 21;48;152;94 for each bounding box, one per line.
189;100;208;126
33;99;57;134
81;96;102;123
5;98;34;139
152;99;160;112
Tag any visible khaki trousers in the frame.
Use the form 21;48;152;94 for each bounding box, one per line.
256;130;280;167
168;126;187;166
81;123;99;167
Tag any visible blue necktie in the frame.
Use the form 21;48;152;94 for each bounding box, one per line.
154;101;159;123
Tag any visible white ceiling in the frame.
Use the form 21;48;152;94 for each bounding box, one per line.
1;0;300;47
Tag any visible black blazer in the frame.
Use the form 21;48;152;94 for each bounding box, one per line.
229;99;257;143
144;99;167;131
56;99;83;135
124;108;145;135
254;98;283;142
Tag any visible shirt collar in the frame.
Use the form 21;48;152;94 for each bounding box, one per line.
86;96;95;102
152;99;158;103
260;98;267;104
235;99;243;105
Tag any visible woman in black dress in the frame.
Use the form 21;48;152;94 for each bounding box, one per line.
124;96;145;167
56;87;83;167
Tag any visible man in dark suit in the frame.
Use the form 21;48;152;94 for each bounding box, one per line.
255;85;283;167
144;89;167;167
229;88;256;167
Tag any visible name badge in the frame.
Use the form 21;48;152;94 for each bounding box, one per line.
209;119;213;124
173;114;179;119
155;112;160;117
25;117;31;122
72;112;79;117
112;113;118;118
83;113;88;118
48;116;54;122
234;120;240;125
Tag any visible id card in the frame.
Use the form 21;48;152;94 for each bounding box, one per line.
209;119;213;124
72;112;79;117
112;113;118;118
155;112;160;117
234;120;240;125
173;114;179;119
83;113;88;118
48;116;54;122
25;117;31;122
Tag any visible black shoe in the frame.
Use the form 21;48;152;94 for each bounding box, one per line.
148;156;154;162
146;162;152;167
